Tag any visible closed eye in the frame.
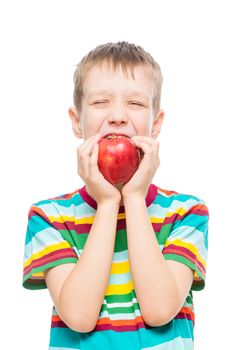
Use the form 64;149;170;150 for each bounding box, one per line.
93;100;109;104
129;101;144;106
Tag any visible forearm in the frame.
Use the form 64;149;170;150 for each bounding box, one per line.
123;196;180;325
58;200;119;331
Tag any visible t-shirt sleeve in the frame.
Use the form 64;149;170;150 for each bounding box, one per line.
22;203;78;290
162;198;209;291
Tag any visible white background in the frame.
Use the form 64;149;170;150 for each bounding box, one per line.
0;0;233;349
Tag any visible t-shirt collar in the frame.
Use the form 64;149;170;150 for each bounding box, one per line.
79;183;158;213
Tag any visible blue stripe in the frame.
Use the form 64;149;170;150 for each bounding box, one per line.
168;224;208;252
155;191;201;207
142;337;193;349
32;191;83;208
49;348;79;350
24;227;66;259
25;215;52;244
108;271;131;285
49;319;193;349
148;198;202;217
173;212;208;229
38;201;95;217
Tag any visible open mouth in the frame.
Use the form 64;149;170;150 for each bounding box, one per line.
104;133;131;139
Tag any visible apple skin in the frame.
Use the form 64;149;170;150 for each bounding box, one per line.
97;133;141;185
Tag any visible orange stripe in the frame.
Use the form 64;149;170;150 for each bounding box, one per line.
30;205;47;218
158;188;178;196
51;314;144;326
179;307;194;321
96;315;144;326
52;307;194;324
52;315;63;321
191;203;208;212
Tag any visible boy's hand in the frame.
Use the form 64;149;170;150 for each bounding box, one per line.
121;136;160;200
77;133;122;205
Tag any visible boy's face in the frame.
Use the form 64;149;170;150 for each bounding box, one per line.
69;62;164;140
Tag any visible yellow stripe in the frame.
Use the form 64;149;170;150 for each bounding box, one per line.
29;267;201;281
105;280;134;295
48;212;126;225
150;207;187;223
110;261;130;274
31;272;44;278
24;241;71;268
104;261;133;295
150;217;164;223
48;208;185;225
47;205;189;225
165;238;206;268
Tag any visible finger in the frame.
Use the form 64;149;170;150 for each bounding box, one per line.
133;140;152;157
77;147;89;178
78;133;102;154
133;140;160;165
77;134;102;177
133;138;159;153
89;143;106;183
131;135;159;147
90;142;99;170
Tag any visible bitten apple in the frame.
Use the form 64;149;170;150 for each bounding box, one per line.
97;133;141;185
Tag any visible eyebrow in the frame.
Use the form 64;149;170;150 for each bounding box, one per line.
87;90;149;99
87;90;112;98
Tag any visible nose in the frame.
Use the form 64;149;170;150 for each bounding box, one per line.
107;106;128;126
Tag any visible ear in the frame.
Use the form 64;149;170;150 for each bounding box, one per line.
68;107;83;138
151;110;164;138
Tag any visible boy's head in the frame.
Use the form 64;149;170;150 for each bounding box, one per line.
69;41;164;140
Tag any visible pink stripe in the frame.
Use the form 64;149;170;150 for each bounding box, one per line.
163;244;206;275
24;248;77;275
94;321;146;332
175;312;194;323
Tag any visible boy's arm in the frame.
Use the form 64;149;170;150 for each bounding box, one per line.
45;200;119;333
123;196;194;327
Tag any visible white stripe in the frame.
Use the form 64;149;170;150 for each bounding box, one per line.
142;337;193;350
24;227;66;261
148;198;200;218
167;225;207;257
39;201;95;219
102;298;138;308
99;309;142;320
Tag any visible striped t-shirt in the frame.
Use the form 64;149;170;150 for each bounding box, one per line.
22;183;209;350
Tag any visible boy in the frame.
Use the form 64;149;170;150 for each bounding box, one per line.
22;41;209;350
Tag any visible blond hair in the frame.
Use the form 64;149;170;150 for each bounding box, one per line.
73;41;163;113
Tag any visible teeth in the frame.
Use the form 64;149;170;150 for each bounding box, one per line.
105;133;130;139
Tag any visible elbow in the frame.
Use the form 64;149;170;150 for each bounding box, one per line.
142;291;183;327
144;314;173;327
143;307;178;327
57;308;97;333
57;299;99;333
63;316;97;333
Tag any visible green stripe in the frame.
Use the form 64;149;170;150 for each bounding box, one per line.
100;301;140;314
156;223;173;244
163;253;205;290
105;290;137;303
23;257;78;290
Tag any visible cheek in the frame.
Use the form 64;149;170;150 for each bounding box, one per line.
132;113;152;135
83;113;104;137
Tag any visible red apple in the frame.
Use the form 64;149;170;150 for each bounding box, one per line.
97;133;141;185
